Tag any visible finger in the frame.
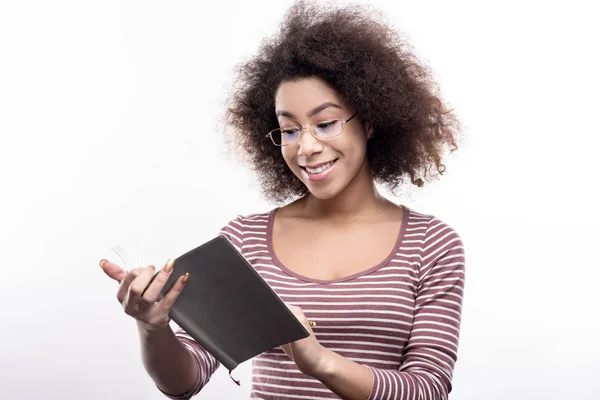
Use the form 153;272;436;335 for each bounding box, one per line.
286;304;316;330
123;266;157;314
286;304;302;312
158;272;190;310
140;259;175;308
286;304;306;320
116;267;146;304
99;259;127;283
280;342;292;359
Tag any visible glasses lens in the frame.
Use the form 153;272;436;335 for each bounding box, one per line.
270;129;283;146
272;128;302;146
314;120;342;138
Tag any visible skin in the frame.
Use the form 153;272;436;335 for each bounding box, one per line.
273;77;404;400
99;76;405;400
100;259;199;396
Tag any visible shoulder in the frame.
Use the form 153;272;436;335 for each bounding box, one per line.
219;210;272;233
402;205;465;262
403;205;463;244
218;209;274;250
403;206;465;282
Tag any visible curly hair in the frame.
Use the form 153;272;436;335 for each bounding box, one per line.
224;0;461;204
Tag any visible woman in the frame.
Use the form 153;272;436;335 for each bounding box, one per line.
100;2;465;399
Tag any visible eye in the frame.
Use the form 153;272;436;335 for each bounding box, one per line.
281;127;300;137
316;121;336;130
314;120;341;136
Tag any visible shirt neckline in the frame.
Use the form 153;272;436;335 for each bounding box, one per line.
265;204;409;285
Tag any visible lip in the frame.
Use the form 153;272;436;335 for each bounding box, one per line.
301;159;338;169
300;159;338;181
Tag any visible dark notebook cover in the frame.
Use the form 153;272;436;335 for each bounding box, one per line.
146;235;309;373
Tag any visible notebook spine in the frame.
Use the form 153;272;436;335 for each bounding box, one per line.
169;305;238;372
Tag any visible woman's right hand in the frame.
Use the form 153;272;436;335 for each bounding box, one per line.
100;258;190;331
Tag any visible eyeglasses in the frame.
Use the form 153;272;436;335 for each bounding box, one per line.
266;112;358;146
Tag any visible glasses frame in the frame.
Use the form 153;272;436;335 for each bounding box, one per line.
266;112;358;147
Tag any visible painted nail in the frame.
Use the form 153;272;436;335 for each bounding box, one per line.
181;272;190;284
163;259;174;273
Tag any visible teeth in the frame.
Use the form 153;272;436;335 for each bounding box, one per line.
306;161;334;174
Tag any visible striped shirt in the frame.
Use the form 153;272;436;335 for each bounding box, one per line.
161;205;465;399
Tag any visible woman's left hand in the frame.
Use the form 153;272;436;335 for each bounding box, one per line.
281;304;331;378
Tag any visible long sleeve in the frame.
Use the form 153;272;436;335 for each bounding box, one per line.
364;218;466;400
157;329;221;399
158;215;245;399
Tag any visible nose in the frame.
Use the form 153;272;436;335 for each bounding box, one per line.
297;129;323;158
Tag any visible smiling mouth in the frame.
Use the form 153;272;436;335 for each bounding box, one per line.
301;159;338;174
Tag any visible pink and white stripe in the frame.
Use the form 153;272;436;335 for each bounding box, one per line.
162;205;465;399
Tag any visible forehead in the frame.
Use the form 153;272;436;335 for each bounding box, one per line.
275;77;344;113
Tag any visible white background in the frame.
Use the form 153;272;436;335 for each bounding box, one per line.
1;0;599;399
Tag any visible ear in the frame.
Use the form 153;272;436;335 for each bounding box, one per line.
364;122;374;139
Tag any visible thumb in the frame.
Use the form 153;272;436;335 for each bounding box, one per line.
99;259;127;283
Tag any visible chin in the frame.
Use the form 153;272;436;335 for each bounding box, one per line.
304;182;344;200
307;190;338;200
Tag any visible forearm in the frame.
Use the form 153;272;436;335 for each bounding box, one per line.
312;348;373;400
137;322;198;397
313;348;447;400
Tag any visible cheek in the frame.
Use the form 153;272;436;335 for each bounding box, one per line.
341;134;368;164
281;147;297;168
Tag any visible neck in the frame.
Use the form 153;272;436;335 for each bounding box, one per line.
301;162;387;222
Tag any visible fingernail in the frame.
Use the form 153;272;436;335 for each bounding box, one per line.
99;259;108;268
163;259;174;273
181;272;190;284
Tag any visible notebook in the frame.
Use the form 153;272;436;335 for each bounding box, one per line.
145;235;310;377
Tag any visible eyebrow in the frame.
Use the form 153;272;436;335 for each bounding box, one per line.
276;102;343;119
